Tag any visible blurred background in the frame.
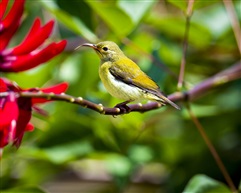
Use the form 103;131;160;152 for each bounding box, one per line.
1;0;241;192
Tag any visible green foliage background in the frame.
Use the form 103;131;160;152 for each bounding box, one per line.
1;0;241;193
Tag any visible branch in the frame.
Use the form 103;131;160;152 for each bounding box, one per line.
1;61;240;115
187;105;238;193
223;0;241;55
186;61;241;101
177;0;195;90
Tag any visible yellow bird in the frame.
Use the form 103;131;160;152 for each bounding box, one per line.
77;41;180;111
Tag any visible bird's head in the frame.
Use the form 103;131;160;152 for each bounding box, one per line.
77;41;125;62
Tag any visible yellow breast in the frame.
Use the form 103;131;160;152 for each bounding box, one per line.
99;61;144;101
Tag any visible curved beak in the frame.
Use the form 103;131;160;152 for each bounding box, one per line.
75;43;98;51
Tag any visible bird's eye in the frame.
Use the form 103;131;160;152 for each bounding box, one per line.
103;47;108;51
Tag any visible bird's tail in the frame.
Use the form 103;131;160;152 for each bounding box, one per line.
158;94;180;110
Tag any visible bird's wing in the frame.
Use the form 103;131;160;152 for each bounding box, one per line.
109;59;180;110
109;59;160;94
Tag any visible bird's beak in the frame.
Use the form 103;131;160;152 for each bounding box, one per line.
75;43;98;51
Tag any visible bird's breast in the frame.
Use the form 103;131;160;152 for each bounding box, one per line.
99;63;143;101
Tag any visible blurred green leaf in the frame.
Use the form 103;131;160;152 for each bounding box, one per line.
118;0;156;24
183;174;232;193
147;16;212;49
2;186;46;193
43;141;93;164
57;0;93;30
158;40;182;66
192;4;231;38
40;0;97;42
128;145;153;164
85;0;133;36
105;154;132;177
182;105;220;118
19;141;93;164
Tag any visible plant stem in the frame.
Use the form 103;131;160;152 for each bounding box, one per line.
186;105;237;193
223;0;241;55
177;0;195;90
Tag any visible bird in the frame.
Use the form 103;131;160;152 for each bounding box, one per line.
76;41;180;112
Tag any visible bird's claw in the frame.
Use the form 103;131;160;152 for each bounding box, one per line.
114;103;131;114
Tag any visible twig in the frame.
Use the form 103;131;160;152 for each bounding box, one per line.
187;61;241;101
223;0;241;55
1;61;240;115
177;1;238;190
0;92;163;115
177;0;195;90
186;105;238;193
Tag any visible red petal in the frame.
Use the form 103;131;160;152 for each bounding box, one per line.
32;82;68;104
0;78;20;92
0;92;19;128
0;78;8;92
0;126;9;147
13;104;32;148
1;0;24;29
25;123;34;132
0;0;9;19
8;120;17;143
1;40;67;72
23;18;42;39
0;20;20;51
11;20;54;55
0;0;24;50
2;18;41;54
40;82;68;94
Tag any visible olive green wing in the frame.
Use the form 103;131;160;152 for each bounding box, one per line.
109;60;180;110
109;60;160;92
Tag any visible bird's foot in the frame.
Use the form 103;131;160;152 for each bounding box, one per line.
114;103;131;114
114;100;132;114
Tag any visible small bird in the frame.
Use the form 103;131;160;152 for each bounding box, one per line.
76;41;180;111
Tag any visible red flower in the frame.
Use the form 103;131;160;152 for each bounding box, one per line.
0;78;68;150
0;0;67;72
0;0;69;155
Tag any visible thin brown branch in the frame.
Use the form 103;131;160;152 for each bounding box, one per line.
223;0;241;55
168;61;241;102
177;0;195;90
0;91;162;115
187;105;238;193
187;61;241;101
178;1;238;190
1;61;240;115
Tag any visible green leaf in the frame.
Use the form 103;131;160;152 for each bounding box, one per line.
158;40;182;66
128;145;153;164
183;174;232;193
118;0;156;24
147;16;212;49
105;154;132;177
43;141;93;164
85;0;133;36
19;141;93;164
39;0;97;42
2;186;46;193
